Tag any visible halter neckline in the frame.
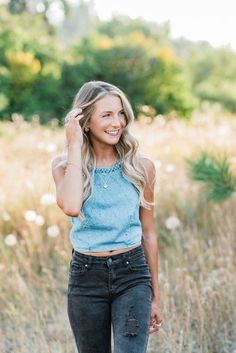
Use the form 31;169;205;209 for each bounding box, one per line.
94;160;122;173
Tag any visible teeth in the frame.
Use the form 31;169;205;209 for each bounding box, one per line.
105;130;119;135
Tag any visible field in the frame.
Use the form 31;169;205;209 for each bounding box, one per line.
0;107;236;353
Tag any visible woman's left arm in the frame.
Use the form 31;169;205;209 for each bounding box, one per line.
139;156;163;333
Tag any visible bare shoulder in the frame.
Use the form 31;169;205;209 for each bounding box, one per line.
137;154;156;189
51;154;67;170
137;153;156;172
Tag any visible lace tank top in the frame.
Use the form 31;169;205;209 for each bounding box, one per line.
69;160;142;251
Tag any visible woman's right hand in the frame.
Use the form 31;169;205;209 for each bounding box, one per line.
65;108;84;146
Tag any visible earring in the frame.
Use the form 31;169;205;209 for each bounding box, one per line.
85;127;90;132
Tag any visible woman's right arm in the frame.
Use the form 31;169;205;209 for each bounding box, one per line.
51;108;85;216
51;143;83;216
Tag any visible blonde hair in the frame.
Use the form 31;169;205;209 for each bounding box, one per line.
59;80;155;220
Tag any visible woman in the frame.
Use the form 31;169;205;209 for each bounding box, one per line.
51;81;163;353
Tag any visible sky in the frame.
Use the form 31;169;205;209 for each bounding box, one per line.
91;0;236;51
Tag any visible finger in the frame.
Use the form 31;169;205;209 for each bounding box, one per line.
149;326;159;334
150;318;156;326
65;116;74;125
65;115;74;124
66;114;83;126
149;319;163;333
65;108;82;121
150;315;156;324
74;114;84;120
70;108;82;116
150;322;162;331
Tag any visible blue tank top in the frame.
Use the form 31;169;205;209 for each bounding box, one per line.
69;160;142;251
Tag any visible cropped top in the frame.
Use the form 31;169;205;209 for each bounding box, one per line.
69;160;143;251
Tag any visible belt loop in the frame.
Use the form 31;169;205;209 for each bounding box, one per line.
121;251;129;260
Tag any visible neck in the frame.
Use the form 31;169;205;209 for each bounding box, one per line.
92;148;118;164
95;156;119;168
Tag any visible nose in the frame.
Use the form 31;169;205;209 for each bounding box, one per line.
111;114;122;128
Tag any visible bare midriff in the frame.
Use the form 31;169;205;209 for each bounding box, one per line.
77;244;140;257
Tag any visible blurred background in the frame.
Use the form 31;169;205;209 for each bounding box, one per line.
0;1;236;352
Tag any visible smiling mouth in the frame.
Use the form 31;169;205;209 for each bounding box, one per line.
105;130;120;136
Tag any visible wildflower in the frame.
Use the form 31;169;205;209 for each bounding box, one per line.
50;118;59;127
165;216;181;230
40;193;56;206
156;115;165;126
11;113;24;124
32;114;40;124
4;234;17;246
46;143;57;152
24;210;37;222
47;225;60;237
35;215;45;226
25;180;34;190
165;164;175;173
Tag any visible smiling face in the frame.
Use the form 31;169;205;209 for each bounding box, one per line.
86;94;127;147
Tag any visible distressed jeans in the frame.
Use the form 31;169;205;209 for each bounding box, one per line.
67;244;153;353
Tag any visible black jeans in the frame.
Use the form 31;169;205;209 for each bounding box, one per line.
67;244;153;353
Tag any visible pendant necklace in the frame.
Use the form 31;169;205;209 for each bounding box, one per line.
97;159;119;189
100;169;114;188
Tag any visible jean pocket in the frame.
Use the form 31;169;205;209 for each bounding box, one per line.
69;259;90;276
127;255;150;271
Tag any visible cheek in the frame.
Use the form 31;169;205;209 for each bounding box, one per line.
91;119;106;129
122;116;128;127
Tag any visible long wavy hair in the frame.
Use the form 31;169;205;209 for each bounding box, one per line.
58;80;155;220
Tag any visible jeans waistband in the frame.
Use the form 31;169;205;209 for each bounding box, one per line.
72;244;144;262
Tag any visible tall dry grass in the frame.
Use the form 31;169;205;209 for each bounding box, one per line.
0;107;236;353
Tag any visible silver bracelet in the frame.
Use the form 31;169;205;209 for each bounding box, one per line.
66;162;81;167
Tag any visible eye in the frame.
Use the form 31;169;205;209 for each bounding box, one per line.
103;113;110;118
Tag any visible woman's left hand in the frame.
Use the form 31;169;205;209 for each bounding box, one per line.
149;299;164;334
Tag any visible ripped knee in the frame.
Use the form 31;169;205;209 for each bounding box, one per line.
124;305;139;337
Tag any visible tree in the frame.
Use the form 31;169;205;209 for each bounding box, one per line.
59;32;195;120
8;0;69;17
0;5;63;121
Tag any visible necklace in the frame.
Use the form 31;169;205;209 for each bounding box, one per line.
97;158;119;189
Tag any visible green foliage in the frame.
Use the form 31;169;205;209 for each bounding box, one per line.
97;15;170;43
6;51;41;86
8;0;69;18
186;151;236;202
0;6;195;122
60;31;195;119
3;3;236;121
0;5;63;120
183;45;236;113
8;0;26;14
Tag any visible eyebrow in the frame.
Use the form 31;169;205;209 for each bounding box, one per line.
100;109;124;114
